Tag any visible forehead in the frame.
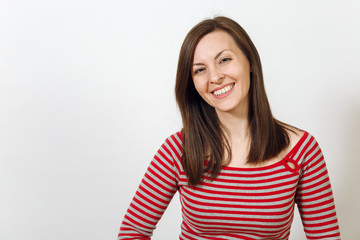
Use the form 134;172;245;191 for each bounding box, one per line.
193;30;238;61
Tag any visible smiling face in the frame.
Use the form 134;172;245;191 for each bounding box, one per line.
192;30;251;116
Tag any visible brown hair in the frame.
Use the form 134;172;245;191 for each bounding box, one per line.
175;16;291;186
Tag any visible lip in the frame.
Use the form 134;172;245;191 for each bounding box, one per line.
211;83;235;99
211;83;234;92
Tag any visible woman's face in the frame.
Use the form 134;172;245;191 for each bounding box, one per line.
192;30;251;116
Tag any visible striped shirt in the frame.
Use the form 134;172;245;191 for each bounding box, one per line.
118;131;340;239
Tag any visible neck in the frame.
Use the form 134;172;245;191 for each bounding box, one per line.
216;103;250;142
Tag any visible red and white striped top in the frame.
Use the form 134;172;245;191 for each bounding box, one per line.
118;131;340;239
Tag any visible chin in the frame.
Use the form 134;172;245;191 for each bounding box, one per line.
214;106;236;114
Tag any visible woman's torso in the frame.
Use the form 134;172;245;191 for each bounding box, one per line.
175;131;309;240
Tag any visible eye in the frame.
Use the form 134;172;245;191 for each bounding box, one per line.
220;57;232;64
194;67;206;75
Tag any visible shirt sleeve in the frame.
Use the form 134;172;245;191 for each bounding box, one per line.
295;135;341;239
118;134;181;239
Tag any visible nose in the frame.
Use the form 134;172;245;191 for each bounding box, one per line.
209;66;224;84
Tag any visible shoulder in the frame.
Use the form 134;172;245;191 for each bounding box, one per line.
161;131;184;172
285;125;305;150
160;130;183;157
283;125;322;161
166;130;183;146
278;124;318;162
284;125;320;150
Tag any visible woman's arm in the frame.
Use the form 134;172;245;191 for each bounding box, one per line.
296;135;341;239
118;132;181;240
118;133;181;239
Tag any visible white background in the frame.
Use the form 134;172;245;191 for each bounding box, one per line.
1;0;359;239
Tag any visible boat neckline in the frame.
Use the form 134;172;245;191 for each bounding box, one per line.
222;130;309;171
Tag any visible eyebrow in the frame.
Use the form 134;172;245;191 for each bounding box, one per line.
192;49;231;67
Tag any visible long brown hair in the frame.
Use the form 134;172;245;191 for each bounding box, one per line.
175;16;291;186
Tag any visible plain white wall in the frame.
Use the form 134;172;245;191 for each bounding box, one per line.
0;0;359;239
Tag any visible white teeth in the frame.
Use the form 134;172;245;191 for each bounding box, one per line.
213;84;234;96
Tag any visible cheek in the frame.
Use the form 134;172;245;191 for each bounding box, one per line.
236;69;251;88
240;79;251;96
193;79;214;105
193;78;207;95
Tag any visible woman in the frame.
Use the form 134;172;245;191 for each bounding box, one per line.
118;16;340;239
